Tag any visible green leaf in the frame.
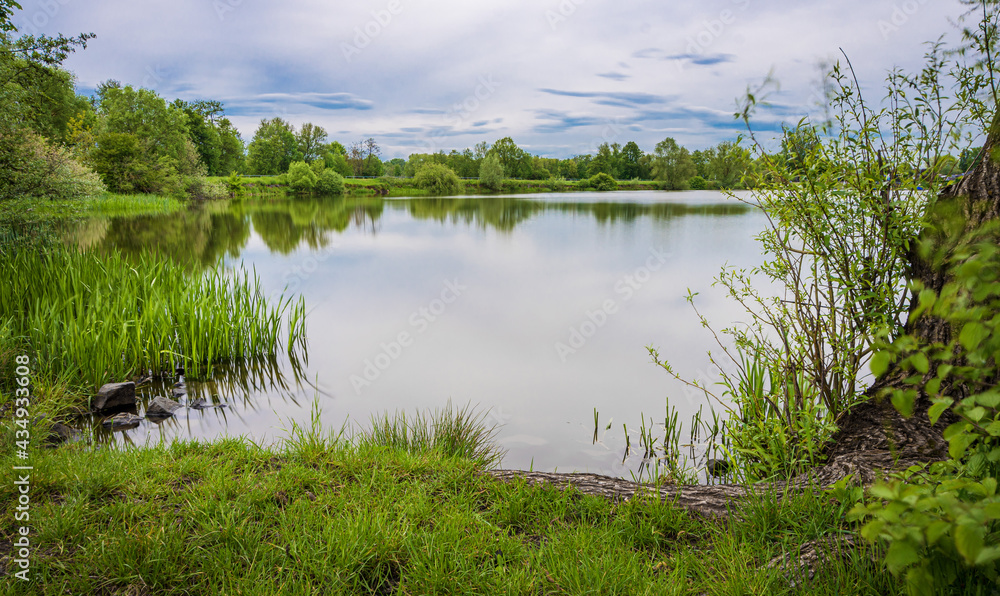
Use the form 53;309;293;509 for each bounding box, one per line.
975;546;1000;566
925;520;951;546
949;433;975;459
910;352;930;374
977;390;1000;409
967;406;987;423
959;322;988;351
905;566;934;596
870;350;892;378
928;399;954;424
983;502;1000;519
892;389;916;418
986;420;1000;437
885;540;921;575
954;524;984;564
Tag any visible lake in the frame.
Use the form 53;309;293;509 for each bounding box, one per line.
66;190;768;477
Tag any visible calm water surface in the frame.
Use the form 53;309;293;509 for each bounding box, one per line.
67;190;768;477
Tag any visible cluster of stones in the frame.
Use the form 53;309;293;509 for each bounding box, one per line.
93;380;224;431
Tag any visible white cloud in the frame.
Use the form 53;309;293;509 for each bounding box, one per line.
17;0;970;158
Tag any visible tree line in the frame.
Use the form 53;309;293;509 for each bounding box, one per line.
244;118;762;190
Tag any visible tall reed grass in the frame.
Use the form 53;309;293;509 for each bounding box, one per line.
0;246;307;394
359;404;505;468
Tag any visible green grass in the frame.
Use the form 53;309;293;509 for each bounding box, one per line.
2;193;185;223
0;412;905;596
0;246;307;393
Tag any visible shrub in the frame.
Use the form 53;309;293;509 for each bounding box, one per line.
0;131;106;201
414;163;461;195
689;175;707;190
225;171;246;199
315;169;346;195
478;154;504;192
287;161;318;192
589;172;618;191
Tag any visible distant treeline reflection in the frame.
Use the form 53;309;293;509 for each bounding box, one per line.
61;195;752;263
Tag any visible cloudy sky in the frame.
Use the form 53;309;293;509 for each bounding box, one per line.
15;0;967;159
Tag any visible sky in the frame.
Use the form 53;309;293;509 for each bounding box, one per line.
14;0;970;159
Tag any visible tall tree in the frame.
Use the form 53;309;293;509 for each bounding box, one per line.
297;123;328;163
651;137;696;190
246;118;297;175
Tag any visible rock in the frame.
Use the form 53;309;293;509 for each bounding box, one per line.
170;387;187;400
44;422;80;445
92;382;136;411
706;458;730;477
101;412;141;430
146;396;182;418
188;398;227;410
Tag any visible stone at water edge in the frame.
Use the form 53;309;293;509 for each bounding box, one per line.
706;458;730;477
146;396;183;418
102;412;142;430
170;387;187;400
92;382;136;411
45;422;80;445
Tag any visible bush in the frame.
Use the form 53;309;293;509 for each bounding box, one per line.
287;161;318;192
414;163;462;195
589;172;618;191
478;154;504;192
689;175;707;190
0;131;106;201
315;170;346;195
225;172;246;199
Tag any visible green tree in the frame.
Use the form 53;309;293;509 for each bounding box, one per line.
287;161;318;192
314;169;345;195
651;137;696;190
247;118;298;175
478;154;504;191
708;141;754;188
217;118;245;175
620;141;645;179
297;123;328;163
414;163;461;194
488;137;529;178
589;172;618;191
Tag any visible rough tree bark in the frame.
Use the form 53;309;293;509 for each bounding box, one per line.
487;107;1000;518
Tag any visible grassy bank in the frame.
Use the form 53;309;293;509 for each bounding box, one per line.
0;413;897;595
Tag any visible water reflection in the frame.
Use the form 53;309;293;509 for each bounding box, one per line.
62;193;752;263
62;191;764;478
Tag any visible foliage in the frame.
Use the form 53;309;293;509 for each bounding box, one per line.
852;223;1000;593
654;6;997;481
413;162;462;195
487;136;531;179
360;404;505;468
478;154;504;191
287;160;318;192
297;122;328;163
651;137;696;190
315;169;346;195
588;172;618;191
689;175;708;190
225;171;246;199
0;246;307;390
0;131;105;201
247;117;298;175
